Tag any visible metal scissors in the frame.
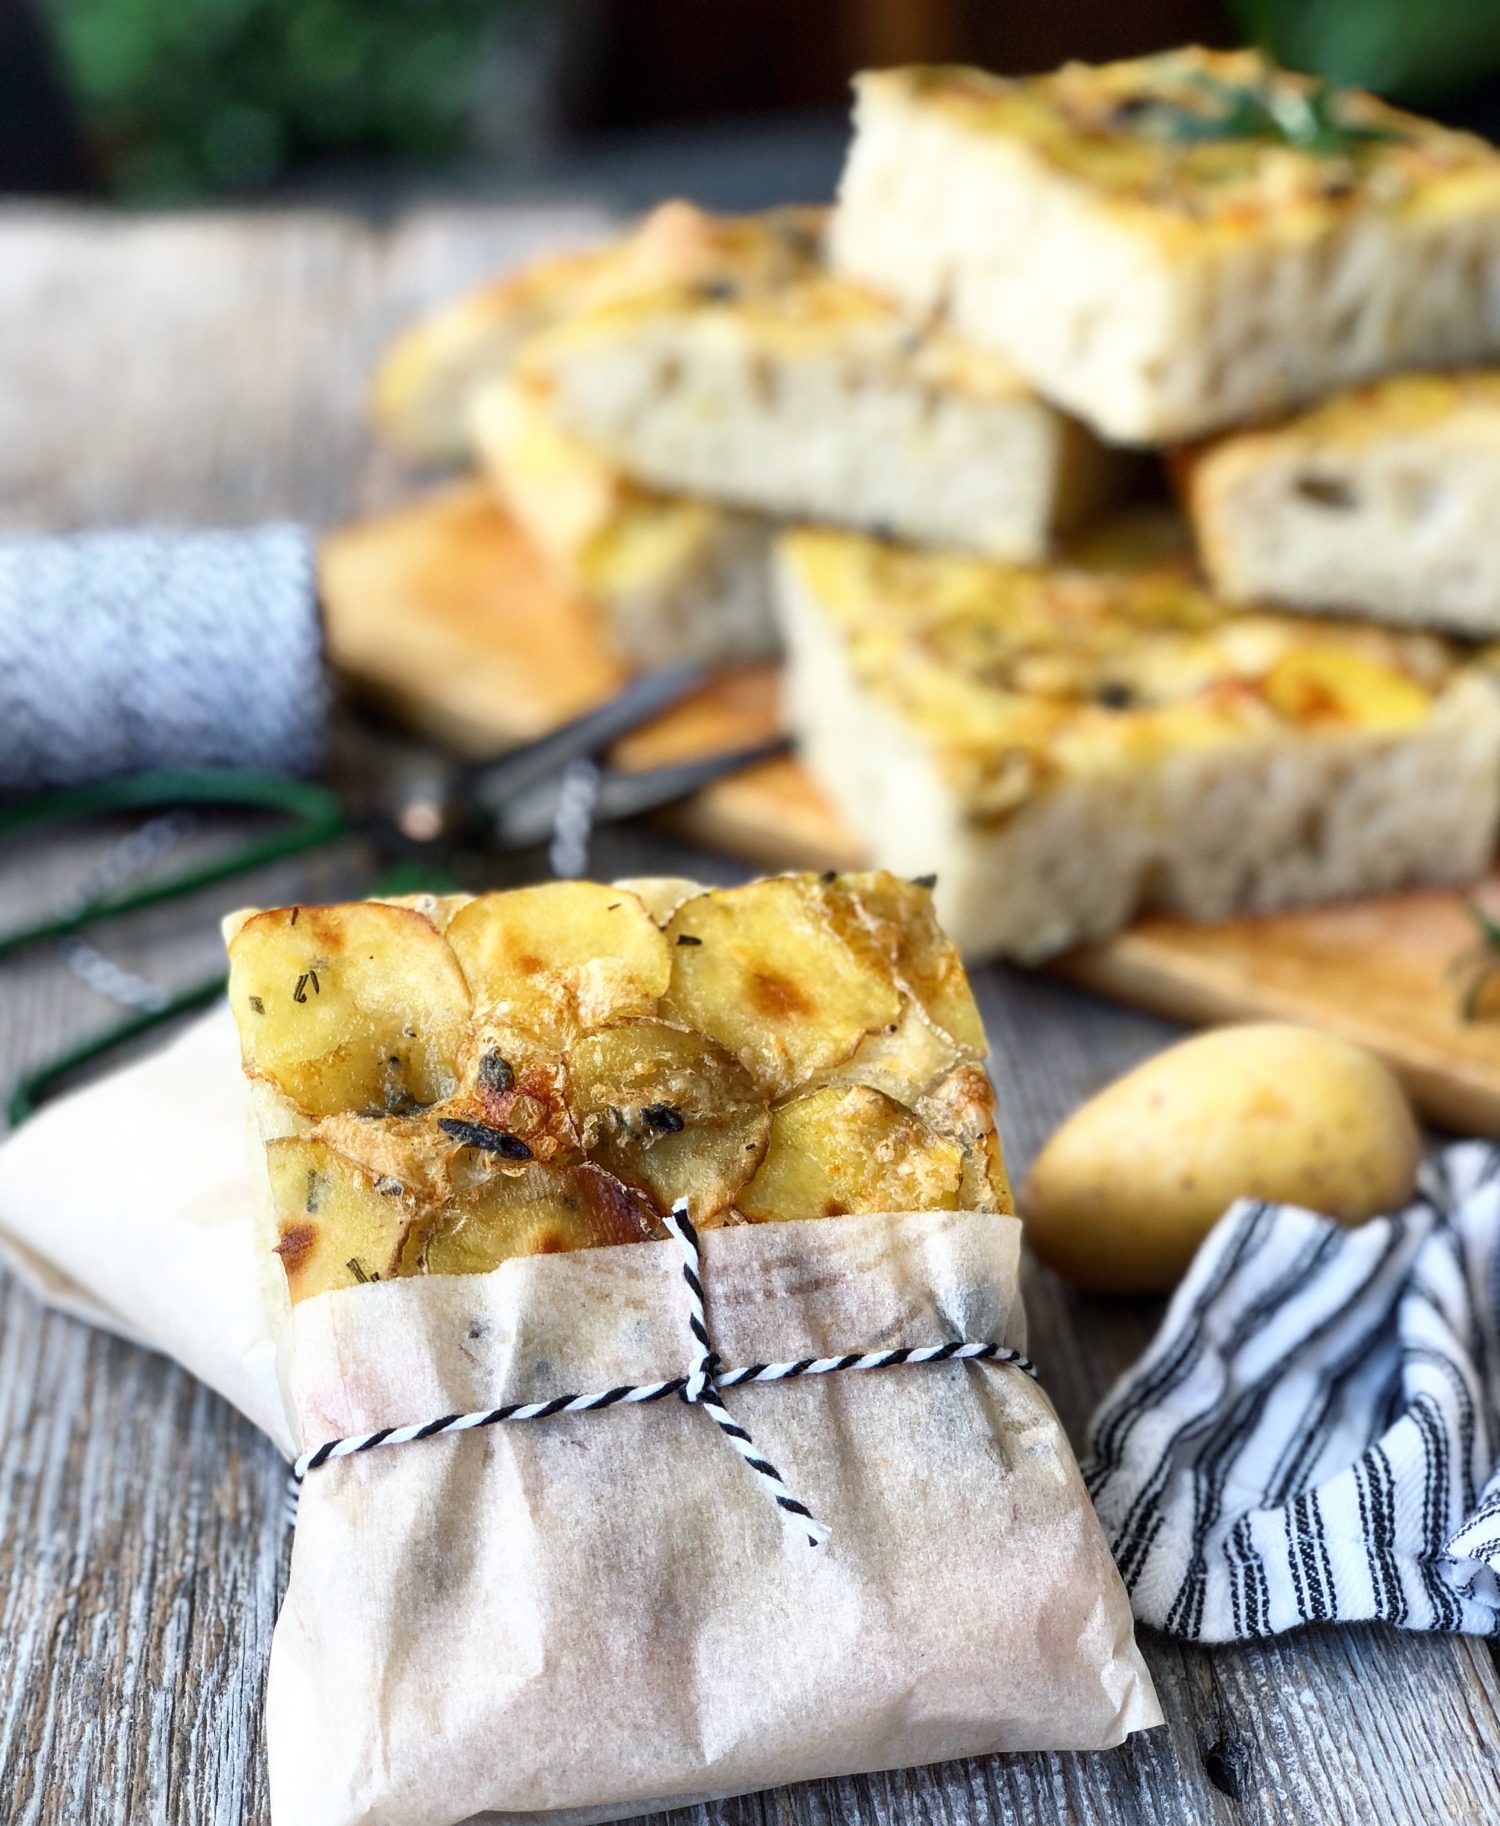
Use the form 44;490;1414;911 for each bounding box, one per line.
2;663;785;1122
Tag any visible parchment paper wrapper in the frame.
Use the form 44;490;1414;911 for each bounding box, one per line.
271;1207;1160;1826
0;1007;295;1452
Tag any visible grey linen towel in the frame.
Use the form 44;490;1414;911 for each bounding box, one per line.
0;526;325;790
1084;1143;1500;1638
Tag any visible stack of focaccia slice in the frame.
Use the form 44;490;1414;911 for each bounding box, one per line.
373;45;1500;959
773;46;1500;957
777;527;1500;959
375;201;1121;667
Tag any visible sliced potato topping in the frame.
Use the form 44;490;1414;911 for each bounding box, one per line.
616;876;703;924
446;882;670;1038
919;1063;1013;1214
228;872;1009;1301
568;1020;770;1220
266;1137;417;1303
398;1164;658;1277
660;877;903;1097
739;1085;965;1222
228;903;468;1119
444;1033;579;1165
832;873;987;1053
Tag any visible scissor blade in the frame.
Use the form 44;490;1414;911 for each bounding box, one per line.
493;736;790;851
463;664;713;818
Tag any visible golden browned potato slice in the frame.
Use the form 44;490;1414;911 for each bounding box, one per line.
266;1137;418;1302
918;1063;1011;1213
228;903;470;1119
308;1111;459;1203
567;1020;770;1219
398;1162;658;1277
833;873;987;1054
617;876;703;925
446;883;670;1040
815;1005;963;1107
661;877;903;1097
804;875;980;1098
738;1085;965;1222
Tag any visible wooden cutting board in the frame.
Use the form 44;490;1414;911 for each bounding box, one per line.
320;484;1500;1134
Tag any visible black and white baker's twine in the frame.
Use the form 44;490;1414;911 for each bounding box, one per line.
288;1206;1037;1544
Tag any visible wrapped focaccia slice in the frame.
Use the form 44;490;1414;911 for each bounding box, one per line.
1180;371;1500;636
829;50;1500;442
511;207;1118;562
468;374;777;666
225;876;1160;1823
777;528;1500;960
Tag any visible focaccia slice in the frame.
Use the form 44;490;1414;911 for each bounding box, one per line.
468;374;776;667
1180;371;1500;635
373;201;823;466
225;875;1009;1304
777;527;1500;960
829;50;1500;442
511;212;1117;562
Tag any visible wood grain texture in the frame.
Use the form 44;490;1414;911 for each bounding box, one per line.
1;204;1497;1826
322;483;1500;1134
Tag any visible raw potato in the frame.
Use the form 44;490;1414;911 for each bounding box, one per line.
1020;1023;1422;1294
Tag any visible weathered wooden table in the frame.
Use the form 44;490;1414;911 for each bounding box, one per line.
1;206;1497;1826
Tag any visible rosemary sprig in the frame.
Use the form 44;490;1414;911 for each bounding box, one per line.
1449;903;1500;1022
1135;69;1398;159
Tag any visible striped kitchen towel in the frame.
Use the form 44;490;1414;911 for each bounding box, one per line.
1084;1143;1500;1639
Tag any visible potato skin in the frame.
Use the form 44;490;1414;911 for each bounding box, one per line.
1019;1023;1421;1295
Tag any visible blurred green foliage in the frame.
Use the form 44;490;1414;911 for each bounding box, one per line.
1232;0;1500;104
43;0;513;199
